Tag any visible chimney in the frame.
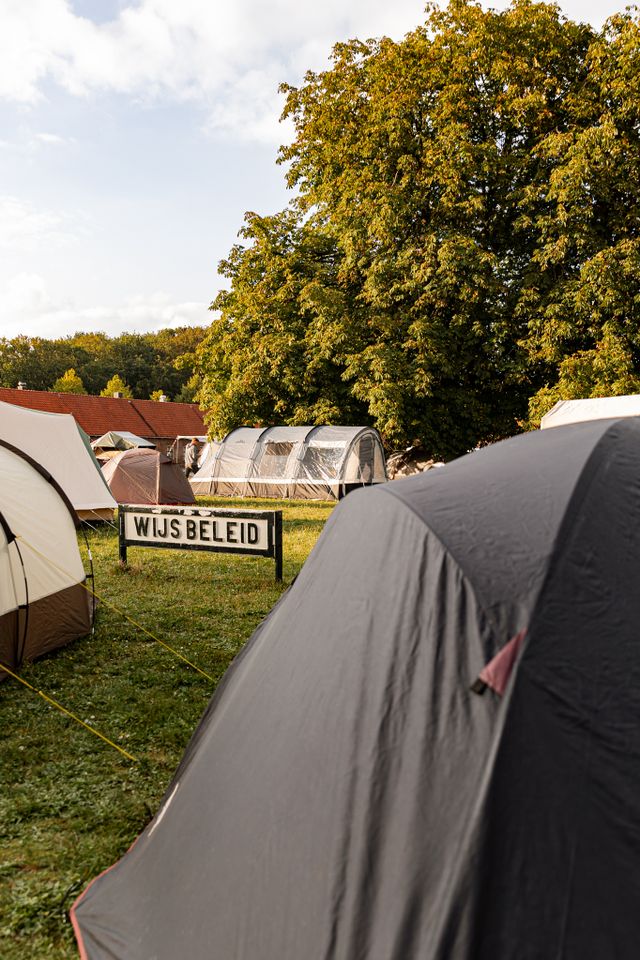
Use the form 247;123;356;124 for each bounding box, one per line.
17;381;26;390
113;391;122;398
159;394;168;402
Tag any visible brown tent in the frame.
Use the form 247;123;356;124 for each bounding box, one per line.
101;449;195;505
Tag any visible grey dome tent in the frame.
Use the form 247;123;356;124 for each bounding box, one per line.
73;418;640;959
189;425;387;500
0;440;94;677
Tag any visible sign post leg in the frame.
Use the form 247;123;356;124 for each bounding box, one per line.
274;510;283;582
118;510;127;566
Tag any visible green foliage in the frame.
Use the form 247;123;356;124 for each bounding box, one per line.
525;330;640;427
51;368;86;395
195;1;640;457
522;12;640;418
195;210;368;436
149;389;166;402
0;337;77;392
100;374;133;399
0;327;207;400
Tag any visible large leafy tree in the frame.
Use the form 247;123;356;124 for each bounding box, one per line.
522;12;640;421
196;209;368;431
195;0;606;456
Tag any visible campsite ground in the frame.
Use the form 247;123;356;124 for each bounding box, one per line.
0;497;334;959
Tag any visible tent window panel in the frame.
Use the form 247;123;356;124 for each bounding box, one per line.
256;442;295;479
373;443;387;482
299;445;343;482
343;436;375;484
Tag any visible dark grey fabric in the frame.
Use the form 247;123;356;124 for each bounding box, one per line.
73;418;640;959
386;418;616;639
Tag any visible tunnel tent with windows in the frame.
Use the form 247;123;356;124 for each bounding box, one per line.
189;426;387;500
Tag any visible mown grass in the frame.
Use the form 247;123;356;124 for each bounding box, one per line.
0;497;334;959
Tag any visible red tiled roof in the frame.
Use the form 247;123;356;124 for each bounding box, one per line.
129;398;206;438
0;388;206;440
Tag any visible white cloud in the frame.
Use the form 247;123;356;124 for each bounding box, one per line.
0;196;82;252
0;0;428;140
0;1;623;141
0;273;209;337
33;132;71;145
0;131;74;154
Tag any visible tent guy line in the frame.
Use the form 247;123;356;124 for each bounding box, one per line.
16;535;216;683
0;658;137;762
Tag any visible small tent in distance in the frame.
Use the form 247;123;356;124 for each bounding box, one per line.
92;431;156;451
0;440;94;677
167;435;208;469
102;448;195;505
73;419;640;958
541;393;640;428
190;425;387;500
0;399;116;521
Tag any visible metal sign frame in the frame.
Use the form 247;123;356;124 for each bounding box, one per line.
118;505;283;581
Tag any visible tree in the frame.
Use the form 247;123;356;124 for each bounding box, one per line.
101;374;133;398
0;328;207;398
196;0;605;457
194;209;368;436
52;368;87;394
0;336;77;391
149;389;166;402
522;12;640;419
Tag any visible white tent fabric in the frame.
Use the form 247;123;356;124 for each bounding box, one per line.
0;446;84;615
190;426;387;500
0;442;93;674
0;400;116;520
92;431;156;450
541;395;640;429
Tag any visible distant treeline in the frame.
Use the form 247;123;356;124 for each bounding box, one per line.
0;328;207;401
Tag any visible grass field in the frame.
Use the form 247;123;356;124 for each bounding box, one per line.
0;497;334;959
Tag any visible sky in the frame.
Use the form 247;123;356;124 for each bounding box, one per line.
0;0;629;340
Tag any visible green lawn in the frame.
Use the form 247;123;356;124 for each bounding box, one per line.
0;497;334;959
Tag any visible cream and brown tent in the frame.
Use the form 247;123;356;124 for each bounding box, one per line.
0;399;116;521
0;440;94;676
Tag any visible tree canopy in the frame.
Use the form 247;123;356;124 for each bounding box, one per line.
52;368;87;394
0;327;206;401
194;0;640;458
101;374;133;399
